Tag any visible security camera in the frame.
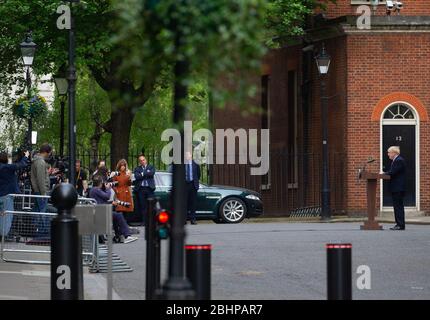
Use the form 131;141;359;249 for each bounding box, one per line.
386;0;394;15
386;0;394;10
395;1;403;10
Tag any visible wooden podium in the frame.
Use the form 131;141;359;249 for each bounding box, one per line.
359;170;390;230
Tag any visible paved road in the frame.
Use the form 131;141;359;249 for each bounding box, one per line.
108;221;430;300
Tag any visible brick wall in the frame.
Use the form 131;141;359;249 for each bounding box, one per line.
212;46;304;215
346;33;430;214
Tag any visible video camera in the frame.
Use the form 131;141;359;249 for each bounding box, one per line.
105;180;119;187
115;200;131;208
12;147;32;191
106;171;120;187
107;199;131;208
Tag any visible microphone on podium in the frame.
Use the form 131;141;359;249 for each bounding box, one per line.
358;157;375;180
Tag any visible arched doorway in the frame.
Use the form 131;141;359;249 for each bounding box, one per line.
381;103;419;211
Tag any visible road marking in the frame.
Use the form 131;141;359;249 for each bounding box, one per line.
22;270;50;277
237;270;264;276
0;294;29;300
0;270;49;277
0;271;22;275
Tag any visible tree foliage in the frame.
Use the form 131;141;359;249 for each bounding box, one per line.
264;0;336;46
0;0;335;162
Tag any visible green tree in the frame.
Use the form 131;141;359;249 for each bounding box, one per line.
0;0;267;166
264;0;335;45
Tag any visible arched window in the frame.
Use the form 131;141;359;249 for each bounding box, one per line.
383;104;415;120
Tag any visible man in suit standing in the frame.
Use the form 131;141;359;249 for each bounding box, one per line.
384;146;406;230
133;155;155;226
185;151;200;225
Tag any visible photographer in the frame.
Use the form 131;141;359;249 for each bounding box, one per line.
75;159;88;197
0;150;30;239
89;175;136;243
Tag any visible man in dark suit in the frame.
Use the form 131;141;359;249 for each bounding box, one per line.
185;151;200;225
133;155;156;226
384;146;406;230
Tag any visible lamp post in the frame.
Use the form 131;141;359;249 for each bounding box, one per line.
67;0;79;189
315;44;331;220
371;0;379;15
53;76;68;158
20;32;37;150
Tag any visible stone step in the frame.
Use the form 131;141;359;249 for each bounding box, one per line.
378;210;427;218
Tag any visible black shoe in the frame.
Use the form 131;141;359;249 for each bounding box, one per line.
191;220;197;225
98;235;107;244
390;225;405;230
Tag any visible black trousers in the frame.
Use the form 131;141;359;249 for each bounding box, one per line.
392;191;405;228
135;187;154;226
186;181;197;222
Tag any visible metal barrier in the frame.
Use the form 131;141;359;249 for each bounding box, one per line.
0;193;97;265
0;193;132;299
289;206;322;218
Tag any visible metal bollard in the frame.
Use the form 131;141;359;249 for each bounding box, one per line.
50;183;80;300
185;244;211;300
145;197;157;300
326;243;352;300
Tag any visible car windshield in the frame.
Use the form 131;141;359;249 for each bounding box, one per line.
155;173;172;187
155;172;206;188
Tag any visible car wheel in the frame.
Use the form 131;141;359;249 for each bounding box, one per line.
219;197;246;223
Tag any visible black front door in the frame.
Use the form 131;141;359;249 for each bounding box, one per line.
382;125;416;207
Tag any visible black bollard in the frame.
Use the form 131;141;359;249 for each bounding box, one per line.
145;198;157;300
326;243;352;300
185;244;211;300
50;183;79;300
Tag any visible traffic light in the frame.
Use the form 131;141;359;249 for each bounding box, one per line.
155;208;170;240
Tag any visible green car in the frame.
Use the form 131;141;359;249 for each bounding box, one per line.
153;171;263;223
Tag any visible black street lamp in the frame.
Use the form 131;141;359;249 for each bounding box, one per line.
315;44;331;220
20;32;37;149
67;0;79;189
53;76;68;158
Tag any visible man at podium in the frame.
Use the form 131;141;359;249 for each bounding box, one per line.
383;146;407;230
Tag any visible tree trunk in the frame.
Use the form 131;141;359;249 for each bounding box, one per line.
89;131;101;173
110;107;133;170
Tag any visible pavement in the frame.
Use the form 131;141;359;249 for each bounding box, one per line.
0;248;121;300
0;214;429;300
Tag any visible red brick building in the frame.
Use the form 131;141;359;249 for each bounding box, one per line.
212;0;430;217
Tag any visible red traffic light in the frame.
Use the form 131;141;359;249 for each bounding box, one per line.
157;211;169;224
